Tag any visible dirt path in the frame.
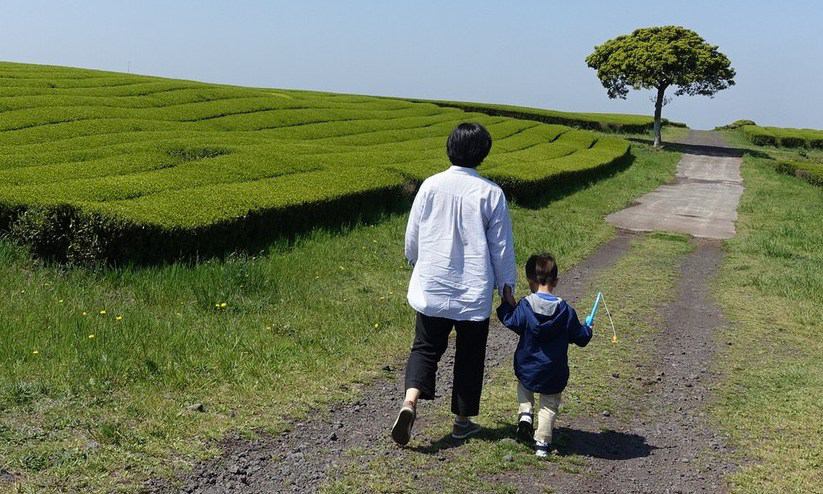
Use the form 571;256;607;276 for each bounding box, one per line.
145;233;635;494
542;241;737;494
503;131;744;493
607;131;743;240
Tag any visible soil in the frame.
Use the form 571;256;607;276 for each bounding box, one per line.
144;232;635;494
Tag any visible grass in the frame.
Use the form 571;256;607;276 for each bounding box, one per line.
0;143;679;493
0;61;632;263
710;154;823;493
323;232;695;493
719;128;823;187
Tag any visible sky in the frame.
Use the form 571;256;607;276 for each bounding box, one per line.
1;0;821;130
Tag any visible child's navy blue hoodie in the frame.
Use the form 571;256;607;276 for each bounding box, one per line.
497;292;592;395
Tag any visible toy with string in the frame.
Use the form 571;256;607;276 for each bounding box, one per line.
584;292;617;343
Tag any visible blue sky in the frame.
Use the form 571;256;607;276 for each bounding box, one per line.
1;0;821;129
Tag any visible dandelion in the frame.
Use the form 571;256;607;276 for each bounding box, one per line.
99;310;106;315
220;302;227;308
374;323;380;328
214;303;220;308
58;299;64;303
115;315;123;321
32;350;39;355
81;312;87;316
379;296;385;301
88;334;95;339
339;266;345;270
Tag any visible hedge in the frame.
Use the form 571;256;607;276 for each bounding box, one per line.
715;119;756;130
0;61;633;264
406;99;687;133
741;124;823;148
775;160;823;186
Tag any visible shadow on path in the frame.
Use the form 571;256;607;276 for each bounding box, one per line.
412;422;655;462
626;137;752;158
553;427;656;460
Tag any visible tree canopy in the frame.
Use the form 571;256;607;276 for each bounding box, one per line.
586;26;735;146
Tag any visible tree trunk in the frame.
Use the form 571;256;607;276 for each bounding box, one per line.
653;85;666;148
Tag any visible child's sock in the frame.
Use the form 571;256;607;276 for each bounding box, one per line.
518;411;533;424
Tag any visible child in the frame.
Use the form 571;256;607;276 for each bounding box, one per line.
496;253;592;457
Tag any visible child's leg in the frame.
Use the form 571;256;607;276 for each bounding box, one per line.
535;392;561;444
516;381;535;418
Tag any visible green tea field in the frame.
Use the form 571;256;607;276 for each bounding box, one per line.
412;98;687;133
740;123;823;148
0;62;632;264
2;8;821;494
718;121;823;186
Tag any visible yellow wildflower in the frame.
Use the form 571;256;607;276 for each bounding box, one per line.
115;315;123;321
81;312;87;316
220;302;227;308
32;350;39;355
99;310;106;315
88;334;95;339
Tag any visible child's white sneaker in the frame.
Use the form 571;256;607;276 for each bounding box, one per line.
535;440;552;458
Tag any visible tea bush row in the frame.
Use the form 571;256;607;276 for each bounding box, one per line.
0;62;630;263
741;124;823;148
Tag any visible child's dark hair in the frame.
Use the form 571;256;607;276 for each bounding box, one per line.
446;122;492;168
525;253;559;285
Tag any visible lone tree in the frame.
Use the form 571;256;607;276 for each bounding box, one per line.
586;26;735;147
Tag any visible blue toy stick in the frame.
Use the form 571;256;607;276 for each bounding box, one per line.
585;292;602;327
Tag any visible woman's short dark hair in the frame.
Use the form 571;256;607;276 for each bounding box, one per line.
525;253;559;285
446;122;492;168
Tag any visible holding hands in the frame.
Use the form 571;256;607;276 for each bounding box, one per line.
503;285;517;307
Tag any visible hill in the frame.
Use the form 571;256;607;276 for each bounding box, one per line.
0;62;630;263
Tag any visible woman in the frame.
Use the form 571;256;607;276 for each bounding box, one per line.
391;122;517;445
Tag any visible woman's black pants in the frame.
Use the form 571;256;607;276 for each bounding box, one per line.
404;312;490;417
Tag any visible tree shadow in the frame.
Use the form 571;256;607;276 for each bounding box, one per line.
626;136;770;159
409;421;655;461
